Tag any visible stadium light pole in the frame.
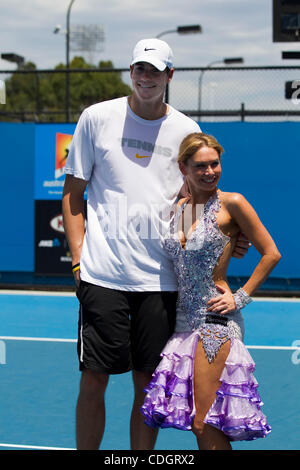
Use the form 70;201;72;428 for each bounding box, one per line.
156;25;202;103
156;25;202;39
198;57;244;121
1;53;25;69
66;0;76;122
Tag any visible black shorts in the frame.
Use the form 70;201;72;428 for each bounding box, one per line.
76;281;177;374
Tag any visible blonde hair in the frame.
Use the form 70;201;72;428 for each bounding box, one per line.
178;132;224;164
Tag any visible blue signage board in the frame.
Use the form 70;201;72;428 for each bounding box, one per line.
34;123;75;200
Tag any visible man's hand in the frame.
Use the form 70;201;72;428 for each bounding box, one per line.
232;232;251;259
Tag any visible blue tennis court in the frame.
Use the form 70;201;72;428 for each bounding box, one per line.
0;291;299;451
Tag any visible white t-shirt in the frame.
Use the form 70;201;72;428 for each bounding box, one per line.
65;97;200;291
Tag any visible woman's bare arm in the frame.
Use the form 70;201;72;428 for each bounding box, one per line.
227;193;281;296
207;193;281;313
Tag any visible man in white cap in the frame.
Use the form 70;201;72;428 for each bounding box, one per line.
62;38;247;450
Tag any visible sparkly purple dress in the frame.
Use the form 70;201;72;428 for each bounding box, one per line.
141;192;271;441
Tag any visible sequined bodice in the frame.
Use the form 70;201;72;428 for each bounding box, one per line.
164;191;231;331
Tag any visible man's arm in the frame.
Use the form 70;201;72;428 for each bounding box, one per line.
232;232;251;258
62;174;88;286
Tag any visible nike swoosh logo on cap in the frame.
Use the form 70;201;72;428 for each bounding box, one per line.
144;48;156;51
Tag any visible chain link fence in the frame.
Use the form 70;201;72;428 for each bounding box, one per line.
1;65;300;122
172;66;300;122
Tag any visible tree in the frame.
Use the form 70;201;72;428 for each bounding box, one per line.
1;61;40;121
0;57;132;122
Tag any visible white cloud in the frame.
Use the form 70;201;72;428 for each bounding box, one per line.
0;0;297;115
0;0;281;70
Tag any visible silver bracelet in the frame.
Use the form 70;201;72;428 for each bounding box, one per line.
233;288;252;310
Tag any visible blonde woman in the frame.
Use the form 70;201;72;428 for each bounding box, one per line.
141;133;281;450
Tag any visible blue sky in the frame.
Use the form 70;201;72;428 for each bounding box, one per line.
0;0;298;70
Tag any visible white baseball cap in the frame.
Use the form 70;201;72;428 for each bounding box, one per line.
131;38;174;71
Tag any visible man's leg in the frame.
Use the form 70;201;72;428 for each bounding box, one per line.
76;283;132;449
130;370;158;450
76;369;109;450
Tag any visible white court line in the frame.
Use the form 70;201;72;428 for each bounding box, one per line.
253;297;300;302
0;442;75;450
246;345;300;350
0;336;76;343
0;290;300;301
0;289;75;297
0;335;299;350
0;339;298;451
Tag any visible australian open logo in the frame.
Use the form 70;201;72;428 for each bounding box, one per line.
55;133;73;179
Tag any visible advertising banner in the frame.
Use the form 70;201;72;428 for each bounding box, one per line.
34;124;76;275
35;200;72;275
34;124;75;200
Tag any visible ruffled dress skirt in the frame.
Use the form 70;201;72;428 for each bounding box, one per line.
141;331;271;441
